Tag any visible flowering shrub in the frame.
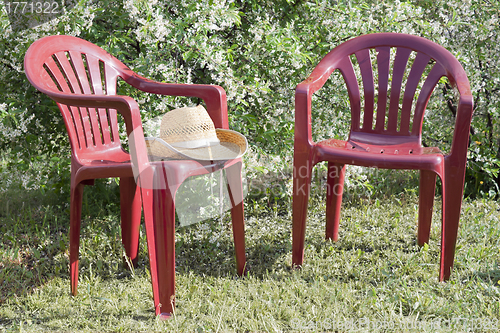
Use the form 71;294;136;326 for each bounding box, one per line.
0;0;499;198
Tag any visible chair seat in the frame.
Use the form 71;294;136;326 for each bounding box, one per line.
73;148;135;184
315;138;444;171
78;146;132;165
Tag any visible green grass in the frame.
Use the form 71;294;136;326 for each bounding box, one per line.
0;176;500;332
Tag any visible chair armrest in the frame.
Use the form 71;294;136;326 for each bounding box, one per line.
42;91;141;133
123;73;229;129
295;55;353;147
448;94;474;165
294;83;314;147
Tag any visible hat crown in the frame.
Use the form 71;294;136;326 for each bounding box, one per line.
160;105;217;144
146;104;247;161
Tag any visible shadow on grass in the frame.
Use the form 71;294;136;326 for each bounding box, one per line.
0;180;126;305
0;193;70;304
0;176;445;306
174;236;290;279
325;237;423;255
467;269;500;286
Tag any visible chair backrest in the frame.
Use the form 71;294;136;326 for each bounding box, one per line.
303;33;471;146
24;35;132;158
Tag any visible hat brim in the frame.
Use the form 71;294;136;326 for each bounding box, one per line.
146;129;247;161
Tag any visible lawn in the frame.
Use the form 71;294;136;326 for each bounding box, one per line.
0;170;499;332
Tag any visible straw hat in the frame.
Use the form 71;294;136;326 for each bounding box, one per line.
145;105;247;161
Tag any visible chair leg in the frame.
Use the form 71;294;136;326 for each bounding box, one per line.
417;170;437;246
226;162;246;276
292;155;313;267
440;165;465;281
325;163;345;241
138;172;160;316
69;181;84;296
153;167;178;318
120;176;142;267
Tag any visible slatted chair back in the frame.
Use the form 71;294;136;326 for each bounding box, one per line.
25;36;128;157
301;33;471;147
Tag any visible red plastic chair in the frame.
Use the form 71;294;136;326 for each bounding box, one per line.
24;35;246;317
292;33;473;281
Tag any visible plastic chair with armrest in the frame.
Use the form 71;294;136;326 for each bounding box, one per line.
292;33;473;281
24;35;246;317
